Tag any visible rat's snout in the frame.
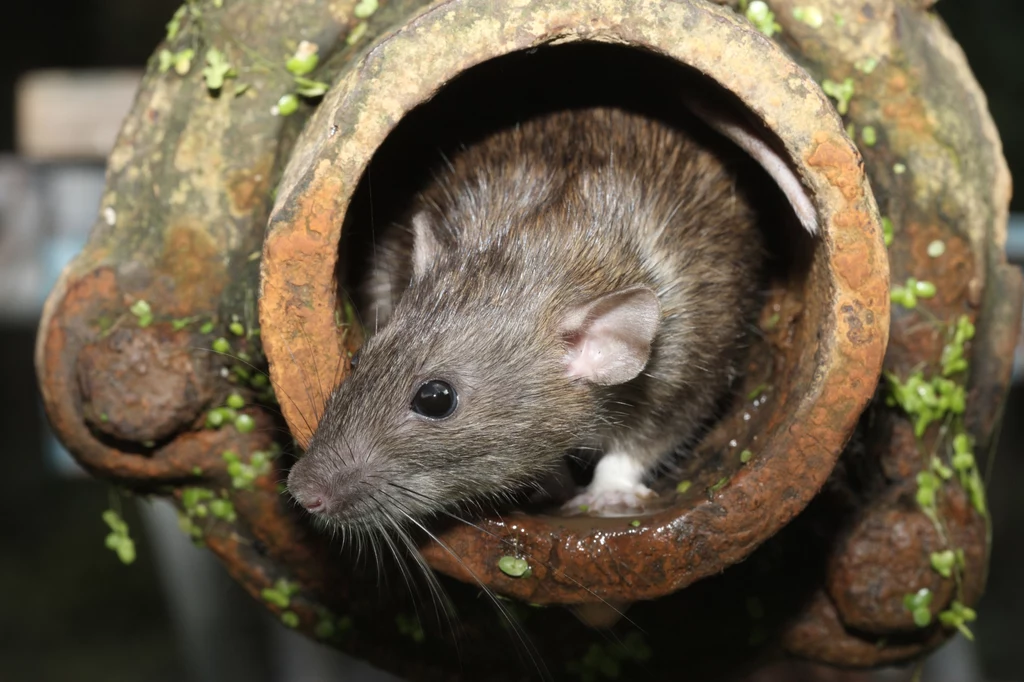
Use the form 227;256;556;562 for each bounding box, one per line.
287;457;364;519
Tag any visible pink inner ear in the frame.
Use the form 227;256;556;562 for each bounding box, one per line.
563;286;661;386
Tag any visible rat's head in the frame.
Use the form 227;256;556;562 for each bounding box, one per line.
287;209;662;530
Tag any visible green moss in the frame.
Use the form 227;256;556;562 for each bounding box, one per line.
881;216;894;247
930;550;955;578
202;47;236;91
745;1;782;37
262;578;300;609
222;448;272;489
938;601;977;640
903;588;933;627
822;77;855;115
274;94;299;116
792;6;824;28
234;413;256;433
746;383;767;400
927;240;946;258
286;41;320;76
129;299;153;328
102;509;136;565
854;57;879;74
708;477;730;495
498;556;530;578
353;0;379;19
396;613;425;643
346;21;369;46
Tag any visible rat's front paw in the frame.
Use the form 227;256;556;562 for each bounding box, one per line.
563;481;656;517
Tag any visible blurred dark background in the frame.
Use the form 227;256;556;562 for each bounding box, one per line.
0;1;1021;681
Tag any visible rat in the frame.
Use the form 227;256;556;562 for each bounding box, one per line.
287;105;814;528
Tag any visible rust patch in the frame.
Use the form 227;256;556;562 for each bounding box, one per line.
77;326;215;442
156;222;228;316
226;156;274;217
806;134;865;203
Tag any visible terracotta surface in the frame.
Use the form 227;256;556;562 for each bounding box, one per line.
34;0;1019;678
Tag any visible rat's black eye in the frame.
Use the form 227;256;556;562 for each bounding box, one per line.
349;349;361;369
411;380;457;419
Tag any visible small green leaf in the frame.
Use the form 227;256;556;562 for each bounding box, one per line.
676;480;692;494
903;587;933;611
893;162;907;174
854;57;879;74
498;555;530;577
740;449;753;464
294;76;329;98
286;40;320;76
912;279;937;298
199;321;215;334
792;6;824;28
822;77;855;115
159;49;175;73
129;299;153;327
229;321;245;336
930;550;955;578
166;5;187;41
173;48;195;76
746;1;782;37
931;456;953;481
629;519;641;528
354;0;379;18
346;20;369;46
281;611;300;628
747;383;767;400
202;48;235;91
226;393;246;409
861;125;877;146
234;413;256;433
274;93;300;116
708;477;730;495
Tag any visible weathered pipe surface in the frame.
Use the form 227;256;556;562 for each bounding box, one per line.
35;0;1018;679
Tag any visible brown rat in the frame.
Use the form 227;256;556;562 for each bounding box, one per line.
287;106;786;527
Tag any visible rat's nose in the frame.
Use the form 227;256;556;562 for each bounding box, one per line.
288;463;362;517
302;495;325;513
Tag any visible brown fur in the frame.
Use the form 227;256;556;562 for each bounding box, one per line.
288;106;765;527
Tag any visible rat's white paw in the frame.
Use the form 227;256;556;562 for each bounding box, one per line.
564;482;655;517
562;451;655;517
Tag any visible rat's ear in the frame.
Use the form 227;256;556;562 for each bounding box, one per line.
411;210;442;280
561;285;661;386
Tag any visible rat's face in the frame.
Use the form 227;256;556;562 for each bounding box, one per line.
286;294;596;530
